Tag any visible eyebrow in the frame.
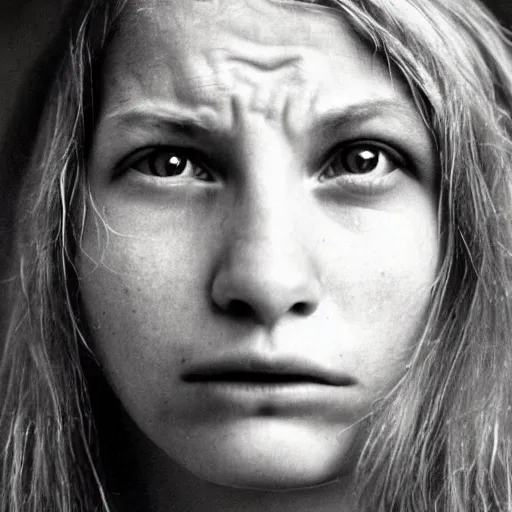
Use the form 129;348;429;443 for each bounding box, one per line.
102;103;215;136
317;99;427;136
101;98;426;138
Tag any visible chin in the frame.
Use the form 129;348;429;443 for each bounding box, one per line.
173;420;360;491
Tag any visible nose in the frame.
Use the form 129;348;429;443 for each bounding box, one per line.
211;184;322;328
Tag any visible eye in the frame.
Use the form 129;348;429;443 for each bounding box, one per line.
126;147;212;181
321;143;403;180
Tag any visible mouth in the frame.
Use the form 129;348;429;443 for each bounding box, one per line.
180;355;357;413
183;371;331;385
181;356;355;387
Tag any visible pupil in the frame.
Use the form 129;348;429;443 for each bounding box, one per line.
165;154;186;175
353;149;378;173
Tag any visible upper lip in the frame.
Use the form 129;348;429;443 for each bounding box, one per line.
182;355;355;386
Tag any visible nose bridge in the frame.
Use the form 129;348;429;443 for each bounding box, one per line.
231;115;305;263
211;134;322;327
232;121;311;277
234;176;300;274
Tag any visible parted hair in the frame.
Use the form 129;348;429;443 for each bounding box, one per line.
1;0;512;510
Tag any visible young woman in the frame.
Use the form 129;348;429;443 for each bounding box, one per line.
1;0;512;510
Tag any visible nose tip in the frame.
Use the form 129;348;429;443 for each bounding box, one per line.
211;257;321;327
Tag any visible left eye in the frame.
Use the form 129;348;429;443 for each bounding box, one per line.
321;143;402;180
128;148;212;180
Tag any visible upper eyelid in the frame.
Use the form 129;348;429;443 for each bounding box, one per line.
118;147;156;169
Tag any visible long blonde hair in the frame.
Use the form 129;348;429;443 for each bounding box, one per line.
2;0;512;510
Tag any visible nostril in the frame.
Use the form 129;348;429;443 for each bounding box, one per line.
222;299;315;320
227;299;255;318
291;301;316;316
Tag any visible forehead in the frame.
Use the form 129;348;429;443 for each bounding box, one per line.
120;0;354;50
100;0;408;115
131;0;346;42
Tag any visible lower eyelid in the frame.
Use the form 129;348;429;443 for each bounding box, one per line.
320;170;400;197
122;169;215;191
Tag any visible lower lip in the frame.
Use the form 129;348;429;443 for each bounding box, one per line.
187;380;350;412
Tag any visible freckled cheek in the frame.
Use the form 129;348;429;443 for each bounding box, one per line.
78;258;216;416
77;211;220;385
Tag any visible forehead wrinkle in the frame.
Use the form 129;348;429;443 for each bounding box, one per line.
226;53;301;73
110;0;367;96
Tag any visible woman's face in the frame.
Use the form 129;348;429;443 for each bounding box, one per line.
80;0;438;490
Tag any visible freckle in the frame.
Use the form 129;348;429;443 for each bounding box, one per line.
101;311;106;316
180;357;187;365
132;309;137;314
123;287;130;295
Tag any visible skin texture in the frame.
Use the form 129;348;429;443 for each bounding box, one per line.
79;0;439;509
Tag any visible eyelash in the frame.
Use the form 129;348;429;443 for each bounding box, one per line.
120;141;407;191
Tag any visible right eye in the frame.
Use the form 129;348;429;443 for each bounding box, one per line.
126;147;213;181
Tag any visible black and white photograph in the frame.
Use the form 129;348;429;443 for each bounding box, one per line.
1;0;512;510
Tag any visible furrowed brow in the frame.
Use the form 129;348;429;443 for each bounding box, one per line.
99;98;427;144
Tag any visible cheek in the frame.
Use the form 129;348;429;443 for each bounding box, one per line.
332;221;437;322
77;202;221;407
319;202;438;385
